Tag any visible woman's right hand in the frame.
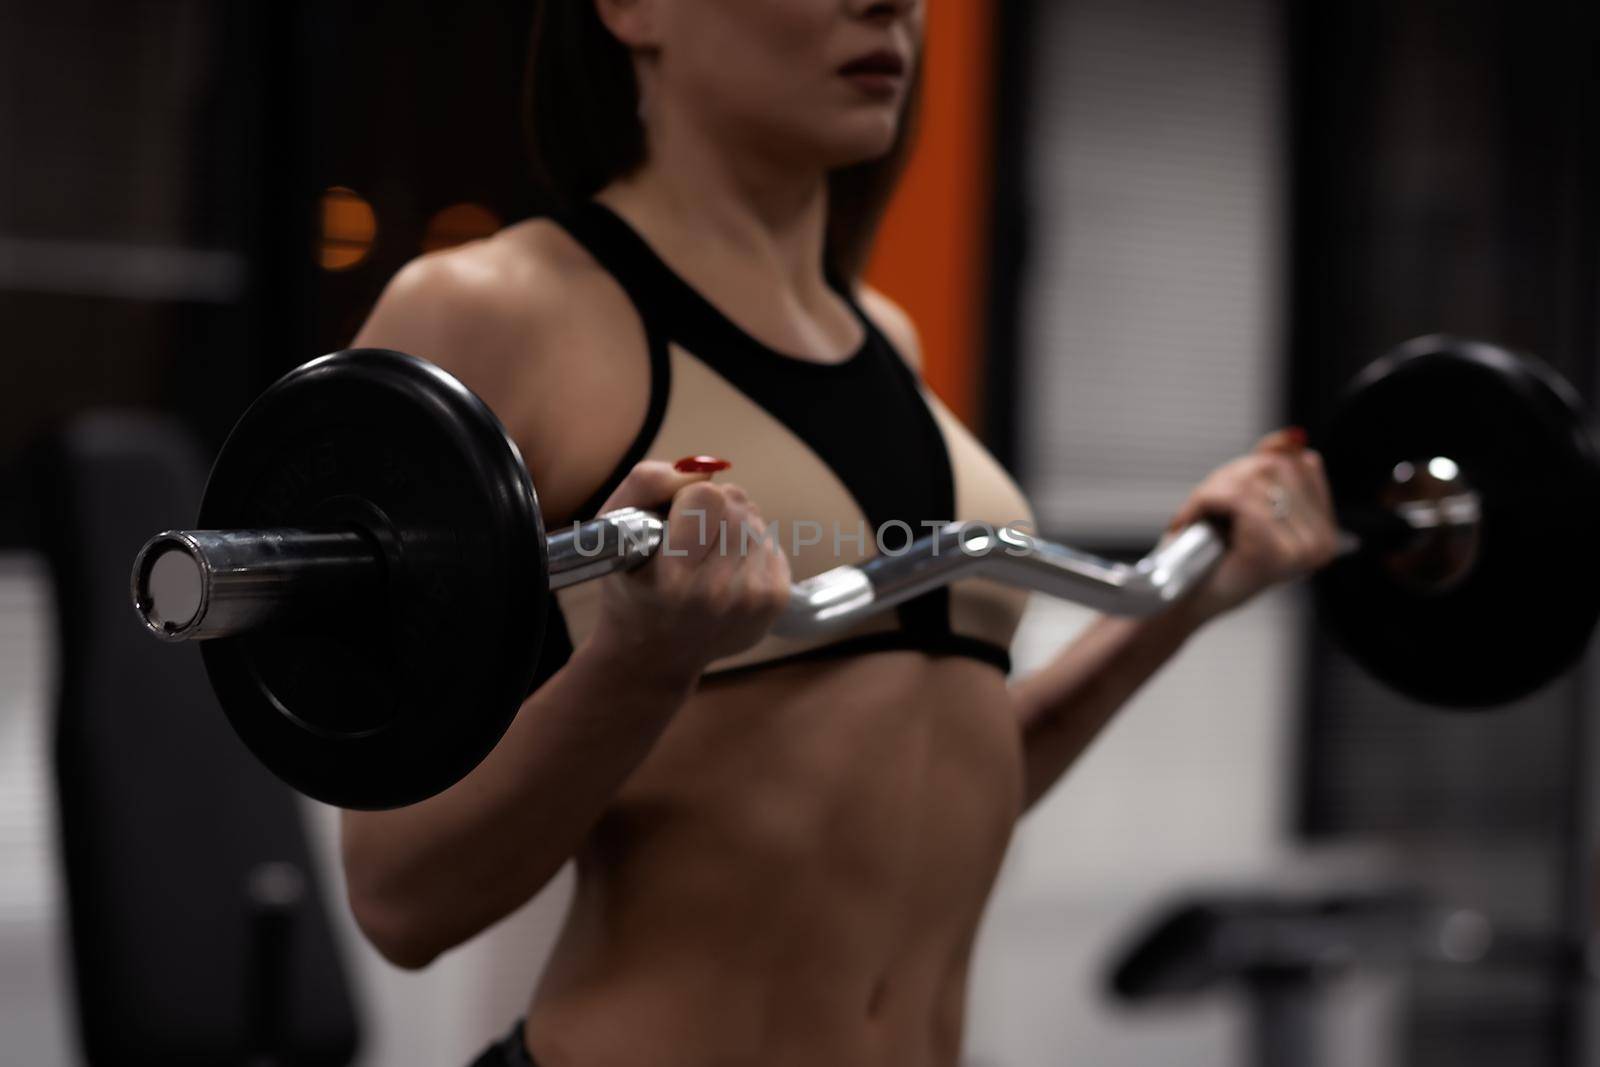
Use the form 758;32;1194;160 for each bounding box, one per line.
585;459;793;683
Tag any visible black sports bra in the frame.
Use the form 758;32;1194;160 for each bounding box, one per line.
530;201;1035;688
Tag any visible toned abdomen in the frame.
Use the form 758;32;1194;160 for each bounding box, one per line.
527;651;1023;1067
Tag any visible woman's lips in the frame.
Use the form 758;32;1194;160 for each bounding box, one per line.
839;50;906;97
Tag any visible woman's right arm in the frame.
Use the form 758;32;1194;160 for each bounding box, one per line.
334;243;791;968
344;601;700;968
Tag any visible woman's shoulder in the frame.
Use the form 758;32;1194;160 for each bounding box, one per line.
354;219;636;375
350;218;653;521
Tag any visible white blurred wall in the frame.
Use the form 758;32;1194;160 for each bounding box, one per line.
0;555;74;1067
1019;0;1287;541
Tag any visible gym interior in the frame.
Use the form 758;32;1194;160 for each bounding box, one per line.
2;1;1597;1065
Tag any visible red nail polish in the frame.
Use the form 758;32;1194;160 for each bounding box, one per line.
674;455;732;474
1283;427;1308;449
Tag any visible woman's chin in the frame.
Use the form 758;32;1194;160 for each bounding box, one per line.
814;121;902;169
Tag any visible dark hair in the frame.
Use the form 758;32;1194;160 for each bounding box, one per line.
522;0;922;280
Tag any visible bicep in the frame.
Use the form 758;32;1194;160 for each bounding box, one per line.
360;253;650;529
346;257;568;515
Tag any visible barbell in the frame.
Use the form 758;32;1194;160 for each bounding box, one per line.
129;336;1600;809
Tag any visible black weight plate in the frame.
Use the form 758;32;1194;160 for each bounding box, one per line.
198;349;546;808
1316;336;1600;707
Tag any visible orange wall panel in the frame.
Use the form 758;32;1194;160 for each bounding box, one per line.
865;1;995;427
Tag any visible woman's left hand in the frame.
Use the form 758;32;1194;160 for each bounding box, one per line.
1164;427;1342;624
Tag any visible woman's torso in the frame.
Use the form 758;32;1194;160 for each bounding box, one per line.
532;654;1022;1067
479;206;1034;1066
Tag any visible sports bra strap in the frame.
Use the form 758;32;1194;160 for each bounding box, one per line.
550;201;680;336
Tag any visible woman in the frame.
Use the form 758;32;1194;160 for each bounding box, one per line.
343;1;1339;1064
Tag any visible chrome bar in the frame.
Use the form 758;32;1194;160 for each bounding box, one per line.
134;483;1483;645
547;511;1227;634
773;521;1228;638
131;529;380;641
773;483;1482;637
546;508;664;590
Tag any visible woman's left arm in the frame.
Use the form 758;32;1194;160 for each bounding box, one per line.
850;288;1338;806
1011;601;1205;809
1011;430;1341;809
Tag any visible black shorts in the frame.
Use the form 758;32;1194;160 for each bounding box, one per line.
468;1018;538;1067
